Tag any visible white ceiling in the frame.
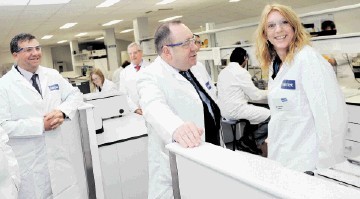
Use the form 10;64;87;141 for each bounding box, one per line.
0;0;353;52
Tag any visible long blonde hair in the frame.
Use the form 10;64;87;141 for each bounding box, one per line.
255;4;311;69
89;68;105;91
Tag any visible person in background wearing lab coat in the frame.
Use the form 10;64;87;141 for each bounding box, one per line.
0;126;20;199
0;33;84;198
119;42;150;115
217;47;270;156
90;67;117;93
137;20;222;199
255;4;347;172
112;60;130;89
192;34;217;97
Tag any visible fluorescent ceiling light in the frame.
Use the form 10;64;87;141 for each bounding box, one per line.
120;29;134;33
229;0;240;2
29;0;71;5
60;23;77;29
95;37;104;40
158;16;182;22
156;0;176;5
75;32;88;37
57;40;68;44
102;20;122;26
0;0;28;6
41;35;53;40
96;0;120;8
0;0;71;6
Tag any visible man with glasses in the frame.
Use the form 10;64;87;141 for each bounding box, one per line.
119;42;150;115
0;33;83;198
137;21;222;199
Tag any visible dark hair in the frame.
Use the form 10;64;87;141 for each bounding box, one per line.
10;33;36;54
121;60;130;68
230;47;248;65
321;20;336;31
154;20;182;55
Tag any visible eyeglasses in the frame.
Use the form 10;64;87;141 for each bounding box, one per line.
165;36;196;48
194;40;201;45
17;45;42;53
266;20;291;31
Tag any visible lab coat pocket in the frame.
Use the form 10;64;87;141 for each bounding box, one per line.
272;90;300;111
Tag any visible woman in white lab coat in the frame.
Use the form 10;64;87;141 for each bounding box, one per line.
90;68;117;93
0;127;20;199
255;4;347;172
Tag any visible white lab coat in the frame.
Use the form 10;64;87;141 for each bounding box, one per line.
95;78;117;93
137;56;218;199
217;62;270;124
267;45;347;172
119;60;150;112
0;127;20;199
111;67;123;89
0;66;83;199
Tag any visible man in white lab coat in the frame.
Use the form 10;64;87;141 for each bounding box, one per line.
217;47;270;156
119;42;150;115
0;33;83;199
0;127;20;199
137;21;222;199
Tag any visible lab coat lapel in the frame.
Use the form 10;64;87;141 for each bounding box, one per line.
10;67;41;96
37;67;49;98
191;68;216;101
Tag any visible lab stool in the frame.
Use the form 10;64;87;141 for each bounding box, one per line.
221;118;250;151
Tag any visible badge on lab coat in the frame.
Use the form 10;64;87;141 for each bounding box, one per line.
205;81;212;90
281;80;296;90
49;84;59;91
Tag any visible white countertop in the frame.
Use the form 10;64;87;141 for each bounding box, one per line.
167;143;360;198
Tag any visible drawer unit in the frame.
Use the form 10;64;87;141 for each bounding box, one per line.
347;104;360;124
346;122;360;142
344;140;360;158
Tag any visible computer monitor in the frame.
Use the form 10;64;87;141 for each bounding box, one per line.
72;80;90;94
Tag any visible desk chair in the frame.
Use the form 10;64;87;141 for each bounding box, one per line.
221;118;250;151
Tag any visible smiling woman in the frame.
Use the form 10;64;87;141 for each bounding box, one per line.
254;4;348;173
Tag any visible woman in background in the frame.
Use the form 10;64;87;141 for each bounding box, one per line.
255;4;347;172
90;68;117;93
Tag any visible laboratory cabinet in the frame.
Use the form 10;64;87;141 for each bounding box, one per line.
345;104;360;158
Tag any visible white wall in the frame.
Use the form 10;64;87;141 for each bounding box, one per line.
116;39;131;65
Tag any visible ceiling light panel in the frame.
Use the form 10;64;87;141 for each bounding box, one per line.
158;16;182;22
95;37;104;40
0;0;28;6
102;20;122;26
156;0;176;5
120;29;133;33
96;0;120;8
41;35;53;39
60;23;77;29
57;40;68;44
29;0;71;5
75;32;88;37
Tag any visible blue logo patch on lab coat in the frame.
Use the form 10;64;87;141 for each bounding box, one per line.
281;80;296;90
281;98;287;102
48;84;59;91
205;81;212;90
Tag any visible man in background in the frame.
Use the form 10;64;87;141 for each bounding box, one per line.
119;42;150;115
0;33;83;199
217;47;269;156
